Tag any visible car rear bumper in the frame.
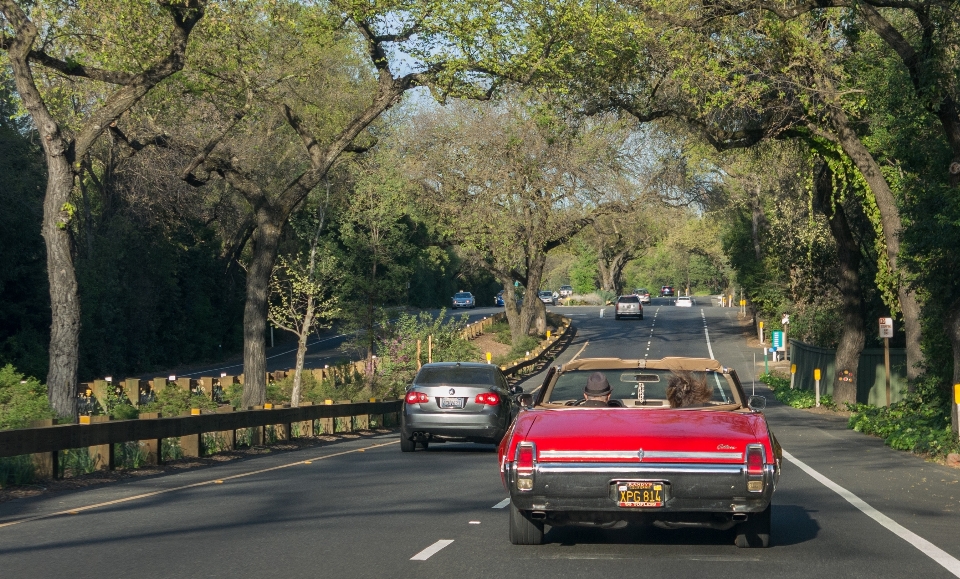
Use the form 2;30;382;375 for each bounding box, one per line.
506;461;775;518
403;410;505;441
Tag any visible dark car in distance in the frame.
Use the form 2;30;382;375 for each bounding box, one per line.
660;285;675;297
401;362;520;452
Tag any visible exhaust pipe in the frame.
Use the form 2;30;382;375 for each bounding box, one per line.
732;513;748;522
531;511;547;520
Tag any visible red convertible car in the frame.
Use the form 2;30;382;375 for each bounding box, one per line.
499;357;781;547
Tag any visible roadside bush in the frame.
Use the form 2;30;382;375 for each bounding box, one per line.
139;385;218;416
494;335;541;366
759;371;835;409
848;375;960;458
374;310;481;398
0;364;54;430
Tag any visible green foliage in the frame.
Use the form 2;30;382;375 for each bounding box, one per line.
374;310;481;398
760;372;835;410
0;364;54;430
58;448;98;478
139;386;218;417
848;375;959;458
569;243;599;294
114;442;150;469
0;455;35;488
494;335;541;366
489;321;513;345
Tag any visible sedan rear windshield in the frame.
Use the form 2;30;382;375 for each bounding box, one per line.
618;296;640;303
415;366;496;386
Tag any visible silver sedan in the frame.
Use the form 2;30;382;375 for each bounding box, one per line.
401;362;519;451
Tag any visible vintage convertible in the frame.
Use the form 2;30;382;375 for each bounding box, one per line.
499;357;781;547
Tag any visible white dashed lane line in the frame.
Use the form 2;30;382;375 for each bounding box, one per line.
493;498;510;509
411;540;455;561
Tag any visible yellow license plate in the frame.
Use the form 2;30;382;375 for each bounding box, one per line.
616;481;664;507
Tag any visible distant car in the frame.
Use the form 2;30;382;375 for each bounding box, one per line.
495;291;505;306
635;288;651;304
676;296;693;307
558;285;573;298
615;295;643;320
452;291;476;309
660;286;675;297
401;362;520;451
538;290;557;306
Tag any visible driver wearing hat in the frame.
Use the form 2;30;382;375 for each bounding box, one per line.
583;372;614;407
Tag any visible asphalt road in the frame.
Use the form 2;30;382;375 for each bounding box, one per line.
3;299;960;579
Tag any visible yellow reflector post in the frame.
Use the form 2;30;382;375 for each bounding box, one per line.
791;364;797;374
191;408;201;415
814;369;821;381
954;384;960;405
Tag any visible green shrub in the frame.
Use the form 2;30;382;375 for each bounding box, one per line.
0;364;54;430
848;375;960;458
0;455;35;488
139;385;217;416
489;321;513;345
759;371;835;409
494;335;541;366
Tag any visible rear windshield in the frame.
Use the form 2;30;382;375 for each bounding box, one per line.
547;369;735;405
415;366;496;386
618;296;639;303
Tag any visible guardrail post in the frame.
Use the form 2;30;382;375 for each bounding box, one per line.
277;404;291;441
338;400;353;432
299;402;315;436
28;419;58;479
180;409;202;457
80;415;114;470
138;412;162;465
250;405;265;445
215;406;235;450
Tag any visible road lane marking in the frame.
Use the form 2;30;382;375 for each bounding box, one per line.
411;539;454;560
0;441;398;529
493;498;510;508
469;521;481;524
784;450;960;578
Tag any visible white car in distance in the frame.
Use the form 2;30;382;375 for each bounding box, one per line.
676;296;693;307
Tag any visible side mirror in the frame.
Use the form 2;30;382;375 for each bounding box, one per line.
517;393;535;408
747;395;766;411
510;385;523;395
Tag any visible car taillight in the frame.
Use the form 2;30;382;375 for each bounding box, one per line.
515;442;536;491
745;444;765;492
475;392;501;405
405;391;429;404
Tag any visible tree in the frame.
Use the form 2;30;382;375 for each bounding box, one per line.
112;0;512;408
406;96;635;341
0;0;207;418
268;189;341;408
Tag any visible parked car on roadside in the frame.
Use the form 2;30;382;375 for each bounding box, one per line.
401;362;520;452
452;291;476;309
558;285;573;298
615;295;643;320
538;290;557;306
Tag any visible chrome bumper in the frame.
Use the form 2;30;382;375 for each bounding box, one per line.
506;461;776;515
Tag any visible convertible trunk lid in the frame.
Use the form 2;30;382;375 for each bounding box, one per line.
526;408;769;464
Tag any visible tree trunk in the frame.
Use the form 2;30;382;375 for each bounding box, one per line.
828;109;924;382
598;251;629;294
945;298;960;390
43;162;81;418
290;295;314;408
750;183;764;261
241;214;283;409
816;164;864;406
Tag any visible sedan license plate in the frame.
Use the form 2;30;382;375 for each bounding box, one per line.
616;481;664;507
440;397;465;409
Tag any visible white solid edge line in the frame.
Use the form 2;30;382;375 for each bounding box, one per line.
493;498;510;509
783;450;960;578
411;539;455;561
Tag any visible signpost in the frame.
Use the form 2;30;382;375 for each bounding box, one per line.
879;317;894;406
772;330;784;361
790;363;796;389
814;368;822;408
759;321;764;344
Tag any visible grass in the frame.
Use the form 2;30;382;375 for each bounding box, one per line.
759;371;836;410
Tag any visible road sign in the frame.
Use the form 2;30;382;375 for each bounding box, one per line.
772;331;784;349
879;317;894;338
781;313;790;325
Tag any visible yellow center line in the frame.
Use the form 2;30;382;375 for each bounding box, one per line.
0;440;398;529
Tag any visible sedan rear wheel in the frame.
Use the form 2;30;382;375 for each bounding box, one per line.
419;441;430;450
509;501;544;545
734;504;771;548
400;434;416;452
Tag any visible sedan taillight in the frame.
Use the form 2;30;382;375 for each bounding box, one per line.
475;392;501;405
405;391;429;404
745;444;765;492
515;442;536;491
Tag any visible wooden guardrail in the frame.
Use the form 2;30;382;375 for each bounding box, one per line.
0;400;400;462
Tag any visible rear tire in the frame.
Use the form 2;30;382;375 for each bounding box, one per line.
400;434;416;452
509;501;544;545
734;505;771;548
639;313;644;320
614;314;620;320
419;441;430;450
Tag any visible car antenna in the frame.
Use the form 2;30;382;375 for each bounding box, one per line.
752;353;756;396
